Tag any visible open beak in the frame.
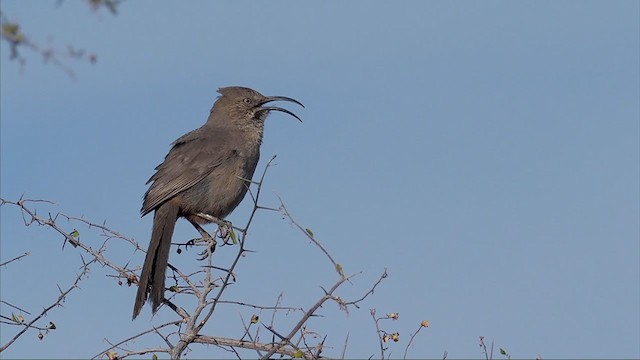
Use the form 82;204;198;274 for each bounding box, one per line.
258;96;305;122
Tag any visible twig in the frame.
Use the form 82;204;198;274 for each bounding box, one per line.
0;9;100;80
63;215;142;252
0;198;135;280
192;335;302;358
343;268;388;308
370;309;386;360
217;299;302;312
0;301;31;315
92;320;184;359
341;332;349;360
279;199;343;278
403;321;428;359
0;252;30;267
238;314;262;358
479;336;493;360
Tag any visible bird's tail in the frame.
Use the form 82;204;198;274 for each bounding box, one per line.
132;202;179;320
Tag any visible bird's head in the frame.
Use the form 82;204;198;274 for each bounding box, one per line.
210;86;304;126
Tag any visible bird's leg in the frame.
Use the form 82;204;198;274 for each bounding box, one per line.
194;212;231;228
187;218;217;260
194;212;234;246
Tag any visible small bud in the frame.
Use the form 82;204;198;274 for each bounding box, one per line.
37;333;44;340
177;248;182;254
251;314;259;324
421;320;429;327
335;263;344;277
391;332;400;342
12;313;24;324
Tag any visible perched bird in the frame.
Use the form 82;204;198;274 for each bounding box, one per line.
132;86;303;319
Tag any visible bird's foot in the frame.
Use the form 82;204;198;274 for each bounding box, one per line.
192;213;236;246
197;236;217;261
187;219;217;260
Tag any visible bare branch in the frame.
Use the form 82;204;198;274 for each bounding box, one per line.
0;4;117;79
1;157;395;358
403;321;429;359
341;332;349;360
371;309;386;360
0;252;30;267
260;275;352;359
343;269;388;308
0;258;93;352
92;320;183;359
278;199;344;278
0;198;138;283
0;301;31;315
217;300;303;312
192;335;302;358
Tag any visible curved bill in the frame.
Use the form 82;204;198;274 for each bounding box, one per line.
262;96;305;108
258;106;303;122
258;95;304;122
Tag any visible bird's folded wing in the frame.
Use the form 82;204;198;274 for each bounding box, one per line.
141;132;227;216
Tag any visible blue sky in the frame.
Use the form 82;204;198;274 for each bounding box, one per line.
1;1;639;359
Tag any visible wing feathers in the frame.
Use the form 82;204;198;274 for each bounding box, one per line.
141;128;228;216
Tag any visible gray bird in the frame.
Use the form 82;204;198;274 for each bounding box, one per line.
132;86;303;319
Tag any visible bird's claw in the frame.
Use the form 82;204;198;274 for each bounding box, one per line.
197;237;217;261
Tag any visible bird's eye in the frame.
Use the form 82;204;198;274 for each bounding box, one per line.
242;98;252;104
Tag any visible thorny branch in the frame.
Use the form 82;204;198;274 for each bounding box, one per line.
91;320;183;360
0;197;137;284
279;199;344;278
0;252;30;267
165;157;280;359
260;275;352;360
1;159;394;359
0;257;94;352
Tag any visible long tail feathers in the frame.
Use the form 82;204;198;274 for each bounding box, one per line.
132;203;179;320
